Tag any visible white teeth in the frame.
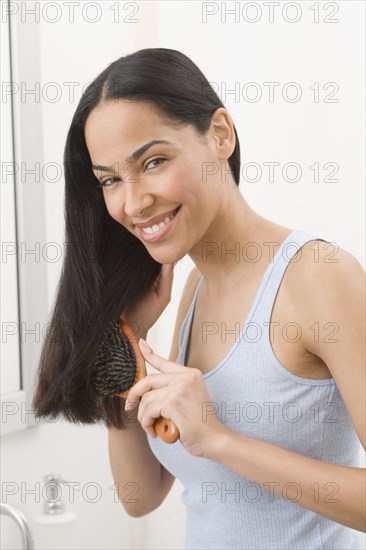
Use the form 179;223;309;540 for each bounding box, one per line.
142;212;176;234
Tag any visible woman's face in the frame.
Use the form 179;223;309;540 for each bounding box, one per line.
85;100;233;264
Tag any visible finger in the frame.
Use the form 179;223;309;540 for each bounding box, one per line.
138;339;186;373
139;395;171;438
137;387;167;436
126;373;174;409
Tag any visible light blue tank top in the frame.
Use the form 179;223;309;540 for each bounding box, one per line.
147;229;362;550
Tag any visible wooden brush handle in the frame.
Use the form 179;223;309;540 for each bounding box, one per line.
119;319;180;444
153;416;180;443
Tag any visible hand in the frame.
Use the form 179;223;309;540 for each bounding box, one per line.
125;339;229;457
121;263;175;337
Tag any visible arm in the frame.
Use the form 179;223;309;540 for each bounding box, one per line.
202;245;366;532
108;405;171;518
108;266;202;517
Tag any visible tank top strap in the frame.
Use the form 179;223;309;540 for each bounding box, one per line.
248;228;328;327
177;275;204;361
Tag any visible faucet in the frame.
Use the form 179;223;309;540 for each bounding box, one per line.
0;502;34;550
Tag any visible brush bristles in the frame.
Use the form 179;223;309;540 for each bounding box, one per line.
93;321;136;397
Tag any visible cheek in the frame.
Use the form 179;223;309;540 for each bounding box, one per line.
102;192;123;223
167;163;203;201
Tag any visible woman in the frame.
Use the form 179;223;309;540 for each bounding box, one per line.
33;48;365;549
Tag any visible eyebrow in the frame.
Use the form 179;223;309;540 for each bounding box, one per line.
91;140;175;173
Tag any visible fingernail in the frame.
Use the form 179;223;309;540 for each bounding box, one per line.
139;338;152;353
125;401;136;411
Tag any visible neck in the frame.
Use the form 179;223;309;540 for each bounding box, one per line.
188;186;292;295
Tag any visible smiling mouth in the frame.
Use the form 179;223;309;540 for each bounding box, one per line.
136;205;181;242
138;206;181;234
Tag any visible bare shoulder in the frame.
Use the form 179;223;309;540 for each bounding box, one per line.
285;238;365;345
289;238;364;289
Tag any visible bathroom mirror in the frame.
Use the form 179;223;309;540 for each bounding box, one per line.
1;8;22;433
1;8;49;435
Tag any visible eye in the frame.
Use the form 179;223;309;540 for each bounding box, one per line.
96;177;120;189
145;157;166;171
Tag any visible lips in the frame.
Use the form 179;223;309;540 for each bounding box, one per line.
136;205;181;243
134;206;181;229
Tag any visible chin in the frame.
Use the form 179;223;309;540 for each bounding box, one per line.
148;248;183;266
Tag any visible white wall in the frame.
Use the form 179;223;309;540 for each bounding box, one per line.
1;1;364;549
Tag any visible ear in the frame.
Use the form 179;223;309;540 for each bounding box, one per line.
209;107;236;161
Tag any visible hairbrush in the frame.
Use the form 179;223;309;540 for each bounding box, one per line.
93;319;180;444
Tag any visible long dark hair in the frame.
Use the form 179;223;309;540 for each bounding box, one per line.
32;47;241;429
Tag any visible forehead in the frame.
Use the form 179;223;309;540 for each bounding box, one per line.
85;101;176;142
84;100;194;164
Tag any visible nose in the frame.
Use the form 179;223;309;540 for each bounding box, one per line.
122;180;154;219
